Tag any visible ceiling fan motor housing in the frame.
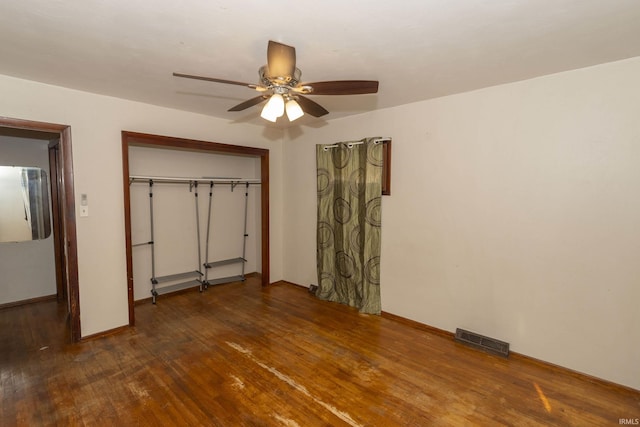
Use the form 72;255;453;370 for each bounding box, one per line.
260;65;301;88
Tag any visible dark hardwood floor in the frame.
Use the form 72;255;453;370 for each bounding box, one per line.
1;278;638;426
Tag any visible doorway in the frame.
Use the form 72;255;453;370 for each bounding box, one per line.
121;131;270;326
0;117;81;342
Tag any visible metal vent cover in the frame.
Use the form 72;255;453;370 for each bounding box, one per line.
455;328;510;358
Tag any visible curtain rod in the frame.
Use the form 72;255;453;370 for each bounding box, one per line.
322;137;391;151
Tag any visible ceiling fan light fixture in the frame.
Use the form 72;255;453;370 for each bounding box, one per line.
285;99;304;121
173;41;379;123
261;111;278;122
261;93;285;121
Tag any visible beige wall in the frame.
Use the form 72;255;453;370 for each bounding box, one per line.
0;74;285;336
283;57;640;390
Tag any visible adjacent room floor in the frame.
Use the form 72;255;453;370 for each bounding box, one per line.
1;277;638;426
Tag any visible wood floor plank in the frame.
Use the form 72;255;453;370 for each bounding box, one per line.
1;278;638;426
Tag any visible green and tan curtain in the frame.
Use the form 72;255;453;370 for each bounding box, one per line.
316;137;383;314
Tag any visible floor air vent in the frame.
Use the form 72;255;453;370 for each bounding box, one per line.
455;328;510;358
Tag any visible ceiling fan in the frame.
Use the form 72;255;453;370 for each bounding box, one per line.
173;40;379;122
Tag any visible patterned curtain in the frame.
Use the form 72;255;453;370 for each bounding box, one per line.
316;137;383;314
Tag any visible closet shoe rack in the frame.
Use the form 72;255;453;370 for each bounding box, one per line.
129;175;260;303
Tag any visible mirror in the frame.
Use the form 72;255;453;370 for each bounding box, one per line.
0;166;51;242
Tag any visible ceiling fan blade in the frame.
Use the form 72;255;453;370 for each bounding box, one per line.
296;95;329;117
267;41;296;79
228;95;269;112
302;80;379;95
173;72;258;89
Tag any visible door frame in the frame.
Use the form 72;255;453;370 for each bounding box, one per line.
0;116;81;342
121;131;270;326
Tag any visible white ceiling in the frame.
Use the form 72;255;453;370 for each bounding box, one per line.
1;0;640;128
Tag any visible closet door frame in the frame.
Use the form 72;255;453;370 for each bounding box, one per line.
121;131;269;326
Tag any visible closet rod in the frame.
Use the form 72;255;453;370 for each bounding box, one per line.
129;175;261;185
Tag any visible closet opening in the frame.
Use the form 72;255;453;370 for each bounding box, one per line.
121;131;270;326
0;117;81;343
